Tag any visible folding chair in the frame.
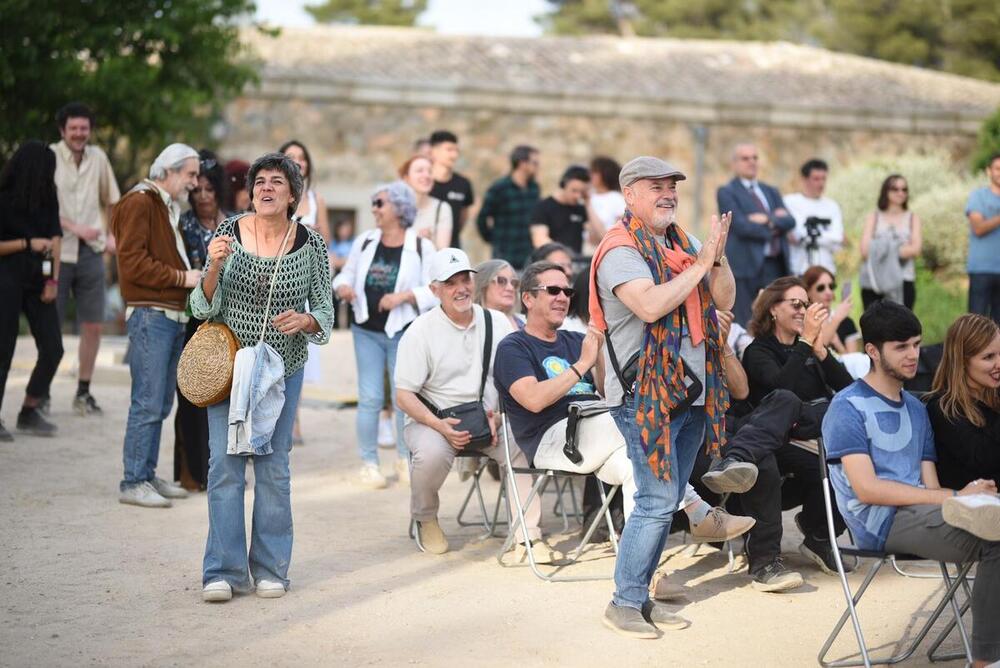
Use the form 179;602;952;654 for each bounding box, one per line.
816;438;973;667
454;451;506;538
495;405;620;582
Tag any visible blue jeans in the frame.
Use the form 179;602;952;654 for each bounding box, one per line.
610;394;706;609
120;308;185;491
203;368;303;591
351;325;405;464
969;273;1000;324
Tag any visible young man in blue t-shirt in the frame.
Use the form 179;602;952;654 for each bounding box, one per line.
823;301;1000;667
967;152;1000;323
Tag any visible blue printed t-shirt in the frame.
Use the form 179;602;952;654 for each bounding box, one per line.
822;380;937;551
494;329;599;462
966;186;1000;274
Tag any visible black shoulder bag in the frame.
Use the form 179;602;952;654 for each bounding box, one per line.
417;307;494;450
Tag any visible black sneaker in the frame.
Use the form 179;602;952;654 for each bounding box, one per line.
0;421;13;442
751;558;804;592
37;397;51;417
701;456;759;494
73;391;103;416
16;407;57;437
795;512;850;576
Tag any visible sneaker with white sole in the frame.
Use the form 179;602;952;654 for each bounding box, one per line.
394;458;410;484
119;481;171;508
256;579;286;598
751;558;804;593
943;494;1000;542
416;519;449;554
152;477;189;499
689;506;756;543
359;463;387;489
377;415;395;449
202;580;232;602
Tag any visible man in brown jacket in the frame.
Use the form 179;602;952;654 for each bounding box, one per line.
112;143;201;508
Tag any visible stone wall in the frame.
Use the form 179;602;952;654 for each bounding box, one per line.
220;95;979;262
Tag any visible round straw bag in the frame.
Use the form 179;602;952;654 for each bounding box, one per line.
177;321;240;407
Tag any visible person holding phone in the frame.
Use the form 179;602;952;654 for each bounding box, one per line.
530;165;604;255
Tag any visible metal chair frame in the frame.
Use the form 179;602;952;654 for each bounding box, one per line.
816;439;973;667
454;452;507;538
496;408;620;582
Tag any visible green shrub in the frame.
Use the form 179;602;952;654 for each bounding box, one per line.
972;107;1000;172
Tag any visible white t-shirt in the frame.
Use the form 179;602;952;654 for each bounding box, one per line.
412;196;454;250
590;190;626;228
395;305;514;416
784;193;844;275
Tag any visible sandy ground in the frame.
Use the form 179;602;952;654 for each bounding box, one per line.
0;332;973;667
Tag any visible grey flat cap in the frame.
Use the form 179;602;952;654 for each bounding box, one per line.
619;156;687;189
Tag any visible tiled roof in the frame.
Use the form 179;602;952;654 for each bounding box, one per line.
243;25;1000;119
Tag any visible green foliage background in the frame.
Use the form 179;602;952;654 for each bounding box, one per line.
0;0;266;185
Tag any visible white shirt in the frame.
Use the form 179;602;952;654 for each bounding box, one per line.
412;196;453;250
331;227;437;337
590;190;625;228
784;192;844;275
50;140;121;263
395;305;514;417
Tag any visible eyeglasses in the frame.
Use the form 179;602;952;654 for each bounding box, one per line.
780;298;810;311
814;282;837;293
371;198;385;208
530;285;575;298
492;276;520;290
889;186;908;193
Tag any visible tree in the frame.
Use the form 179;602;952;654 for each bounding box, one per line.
306;0;427;26
972;108;1000;172
541;0;1000;82
0;0;264;183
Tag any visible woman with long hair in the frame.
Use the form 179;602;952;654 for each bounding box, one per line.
399;155;453;250
802;265;860;354
0;141;64;440
473;259;523;330
859;174;922;310
280;140;331;244
173;149;231;491
926;313;1000;489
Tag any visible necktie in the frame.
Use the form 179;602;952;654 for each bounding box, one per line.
748;184;781;257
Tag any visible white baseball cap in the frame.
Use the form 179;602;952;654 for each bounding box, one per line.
429;248;476;283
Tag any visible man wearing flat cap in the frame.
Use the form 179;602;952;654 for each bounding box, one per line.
589;156;735;637
111;143;202;508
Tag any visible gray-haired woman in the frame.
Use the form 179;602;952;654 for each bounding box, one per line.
333;180;437;489
191;152;333;602
474;259;524;330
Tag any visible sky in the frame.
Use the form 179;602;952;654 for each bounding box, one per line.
254;0;549;36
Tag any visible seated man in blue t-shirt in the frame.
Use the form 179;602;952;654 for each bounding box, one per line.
823;301;1000;667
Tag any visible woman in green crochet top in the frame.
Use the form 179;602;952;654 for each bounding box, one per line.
190;152;333;603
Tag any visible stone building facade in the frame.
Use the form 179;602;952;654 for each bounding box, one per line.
221;25;1000;260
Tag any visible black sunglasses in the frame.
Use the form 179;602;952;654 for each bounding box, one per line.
530;285;575;298
371;198;385;208
814;281;837;293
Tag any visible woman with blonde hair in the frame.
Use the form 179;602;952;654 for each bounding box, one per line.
926;313;1000;489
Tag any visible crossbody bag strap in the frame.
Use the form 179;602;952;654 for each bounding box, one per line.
258;221;297;344
478;306;493;401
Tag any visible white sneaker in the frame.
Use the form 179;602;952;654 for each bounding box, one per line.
942;494;1000;541
256;579;286;598
152;477;189;499
359;463;387;489
202;580;232;602
377;415;395;449
395;458;410;484
119;481;171;508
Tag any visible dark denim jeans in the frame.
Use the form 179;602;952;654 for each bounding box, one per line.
969;273;1000;324
610;392;705;609
120;308;185;490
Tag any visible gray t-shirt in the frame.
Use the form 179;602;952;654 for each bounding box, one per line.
596;237;707;407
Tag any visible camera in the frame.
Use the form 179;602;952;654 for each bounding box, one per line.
804;216;831;249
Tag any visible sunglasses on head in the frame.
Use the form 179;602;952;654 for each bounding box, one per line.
530;285;575;298
371;198;385;208
814;281;837;293
781;298;810;311
200;158;217;171
492;275;520;290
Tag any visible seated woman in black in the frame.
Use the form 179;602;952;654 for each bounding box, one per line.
926;313;1000;489
736;276;853;587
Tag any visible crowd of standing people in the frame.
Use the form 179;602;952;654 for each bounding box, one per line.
2;102;1000;664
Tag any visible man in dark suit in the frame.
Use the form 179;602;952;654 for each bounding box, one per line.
717;144;795;325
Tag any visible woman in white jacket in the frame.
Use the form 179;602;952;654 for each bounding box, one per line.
333;181;437;487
